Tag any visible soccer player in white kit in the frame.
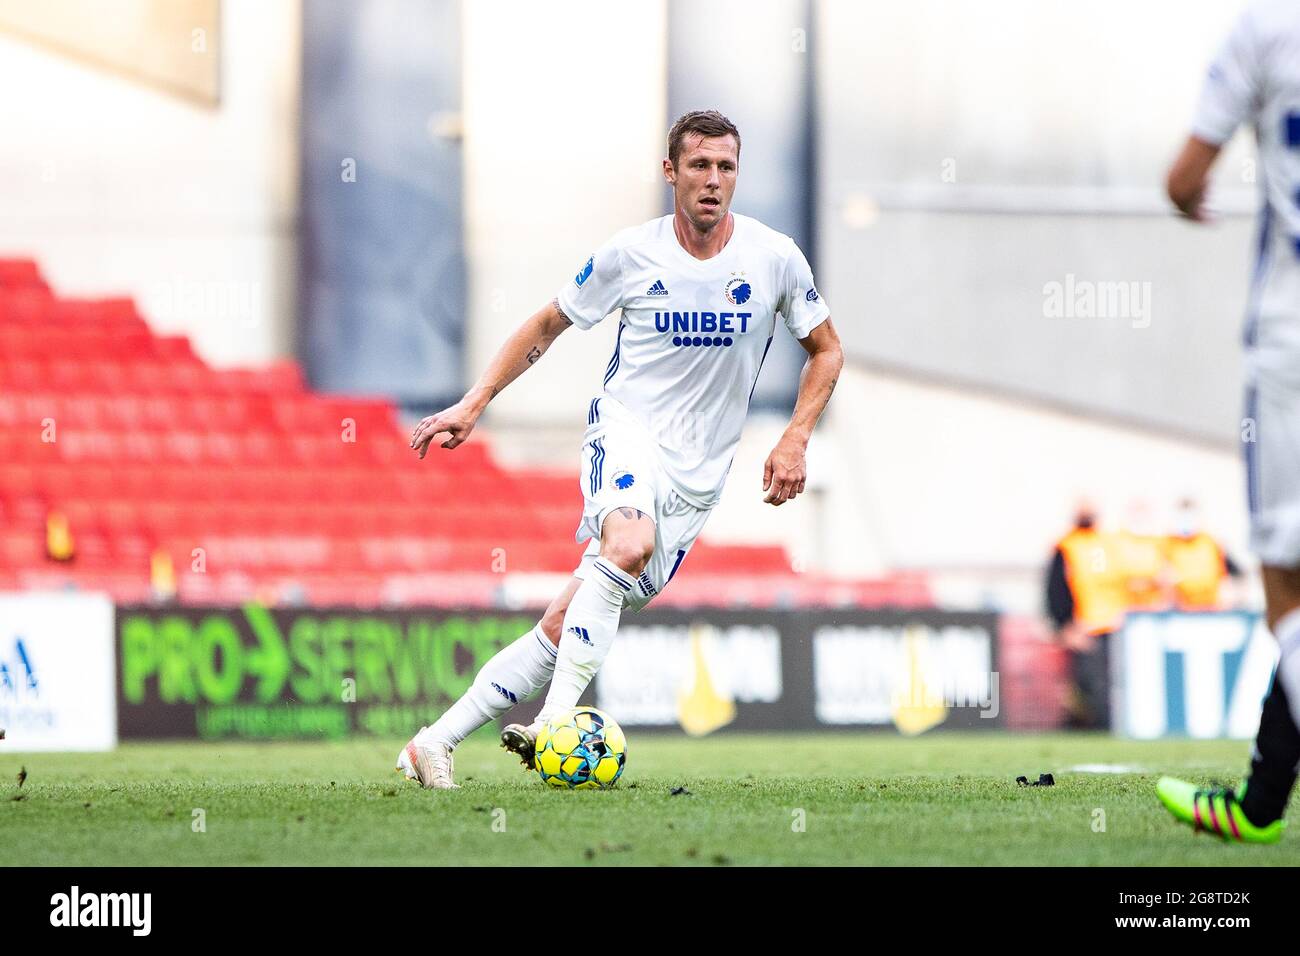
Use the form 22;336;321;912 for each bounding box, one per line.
397;111;844;789
1157;0;1300;842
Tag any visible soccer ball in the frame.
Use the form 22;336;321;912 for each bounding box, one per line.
533;706;627;789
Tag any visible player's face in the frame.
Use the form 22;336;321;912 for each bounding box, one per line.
664;134;739;231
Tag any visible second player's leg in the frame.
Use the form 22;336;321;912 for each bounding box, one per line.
1160;564;1300;839
1238;565;1300;826
1160;379;1300;840
1233;379;1300;825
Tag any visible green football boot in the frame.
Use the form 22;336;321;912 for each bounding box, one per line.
1156;777;1284;844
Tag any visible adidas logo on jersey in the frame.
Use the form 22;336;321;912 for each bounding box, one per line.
646;279;669;296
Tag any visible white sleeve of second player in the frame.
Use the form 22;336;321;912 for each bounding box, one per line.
555;237;625;331
1191;8;1263;146
779;243;830;341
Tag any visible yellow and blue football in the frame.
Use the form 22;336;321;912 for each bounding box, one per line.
533;706;627;790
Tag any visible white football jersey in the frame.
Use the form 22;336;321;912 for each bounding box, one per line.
555;213;830;509
1193;0;1300;378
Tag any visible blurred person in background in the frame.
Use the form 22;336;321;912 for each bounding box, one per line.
1164;496;1242;611
1116;498;1169;613
1157;0;1300;843
1046;501;1126;729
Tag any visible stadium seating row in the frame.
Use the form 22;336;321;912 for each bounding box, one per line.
0;357;304;395
0;462;539;504
0;429;423;466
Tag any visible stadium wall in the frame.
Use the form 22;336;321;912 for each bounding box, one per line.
461;0;668;429
817;0;1256;444
807;364;1248;608
666;0;816;412
0;0;301;368
298;0;465;405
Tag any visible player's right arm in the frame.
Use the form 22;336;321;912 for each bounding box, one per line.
1167;4;1261;221
1167;137;1222;221
409;299;572;458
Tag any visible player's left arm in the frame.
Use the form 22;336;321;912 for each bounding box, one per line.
762;318;843;506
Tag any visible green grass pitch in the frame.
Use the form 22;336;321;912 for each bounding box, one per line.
2;732;1297;866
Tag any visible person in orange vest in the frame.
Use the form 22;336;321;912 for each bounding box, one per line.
1116;499;1171;613
1163;497;1241;611
1046;503;1128;729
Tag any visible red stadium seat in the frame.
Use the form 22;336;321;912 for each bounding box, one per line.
0;259;44;289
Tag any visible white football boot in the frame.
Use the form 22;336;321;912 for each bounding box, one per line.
396;730;459;790
395;726;424;780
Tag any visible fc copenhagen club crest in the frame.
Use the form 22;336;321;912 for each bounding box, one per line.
724;275;752;305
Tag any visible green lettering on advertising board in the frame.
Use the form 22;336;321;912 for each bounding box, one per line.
119;605;535;739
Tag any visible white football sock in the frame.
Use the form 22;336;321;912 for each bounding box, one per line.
536;557;634;726
1273;606;1300;730
415;623;558;749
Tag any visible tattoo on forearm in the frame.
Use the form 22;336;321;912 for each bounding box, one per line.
526;346;542;365
551;299;573;326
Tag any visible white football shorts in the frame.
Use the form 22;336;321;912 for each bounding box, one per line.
1244;366;1300;568
1239;208;1300;566
572;401;711;611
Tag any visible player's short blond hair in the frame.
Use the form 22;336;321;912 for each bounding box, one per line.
667;110;741;169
